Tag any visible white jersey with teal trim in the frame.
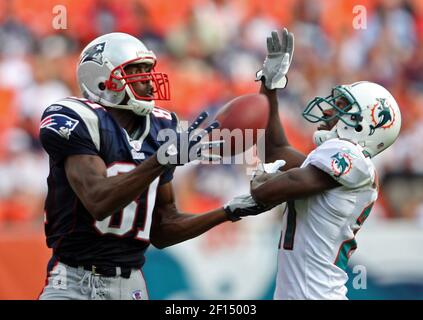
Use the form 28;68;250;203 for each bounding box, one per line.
274;138;378;300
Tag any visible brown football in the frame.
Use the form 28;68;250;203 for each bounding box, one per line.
212;93;269;156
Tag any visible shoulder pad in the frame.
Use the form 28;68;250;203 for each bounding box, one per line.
307;138;374;188
151;106;173;121
43;98;101;151
150;106;178;130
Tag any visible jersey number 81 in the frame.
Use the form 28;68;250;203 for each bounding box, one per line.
94;163;159;242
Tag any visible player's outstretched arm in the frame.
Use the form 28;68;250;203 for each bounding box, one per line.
260;83;306;170
250;165;340;206
150;182;272;248
65;153;167;221
149;182;229;249
257;28;306;170
65;111;222;222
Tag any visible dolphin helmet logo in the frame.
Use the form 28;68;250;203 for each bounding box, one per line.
331;152;353;177
369;98;395;135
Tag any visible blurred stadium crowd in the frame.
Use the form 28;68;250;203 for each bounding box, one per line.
0;0;422;226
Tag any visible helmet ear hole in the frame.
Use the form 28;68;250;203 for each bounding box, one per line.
98;82;106;91
355;125;363;132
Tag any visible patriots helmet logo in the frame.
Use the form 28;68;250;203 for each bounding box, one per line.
80;42;106;65
40;114;79;140
331;152;353;178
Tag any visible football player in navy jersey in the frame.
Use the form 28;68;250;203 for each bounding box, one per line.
38;32;268;300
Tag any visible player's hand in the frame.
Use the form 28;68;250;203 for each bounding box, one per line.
157;111;223;167
252;160;286;179
224;193;275;222
251;160;286;189
255;28;294;90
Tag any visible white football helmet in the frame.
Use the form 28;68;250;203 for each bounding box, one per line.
77;32;170;116
302;81;401;158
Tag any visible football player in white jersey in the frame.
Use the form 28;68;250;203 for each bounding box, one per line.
251;28;402;299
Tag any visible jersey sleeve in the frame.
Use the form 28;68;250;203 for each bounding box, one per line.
307;139;373;189
39;103;100;165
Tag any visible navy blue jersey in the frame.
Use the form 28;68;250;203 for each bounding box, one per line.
39;97;177;268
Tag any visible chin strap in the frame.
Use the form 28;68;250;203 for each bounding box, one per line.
125;86;155;116
128;98;154;116
81;84;155;116
93;100;154;116
313;129;338;146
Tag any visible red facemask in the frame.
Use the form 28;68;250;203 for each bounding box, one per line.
105;57;170;101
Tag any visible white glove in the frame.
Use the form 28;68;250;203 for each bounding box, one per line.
255;28;294;90
250;160;286;199
252;160;286;179
224;193;275;222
